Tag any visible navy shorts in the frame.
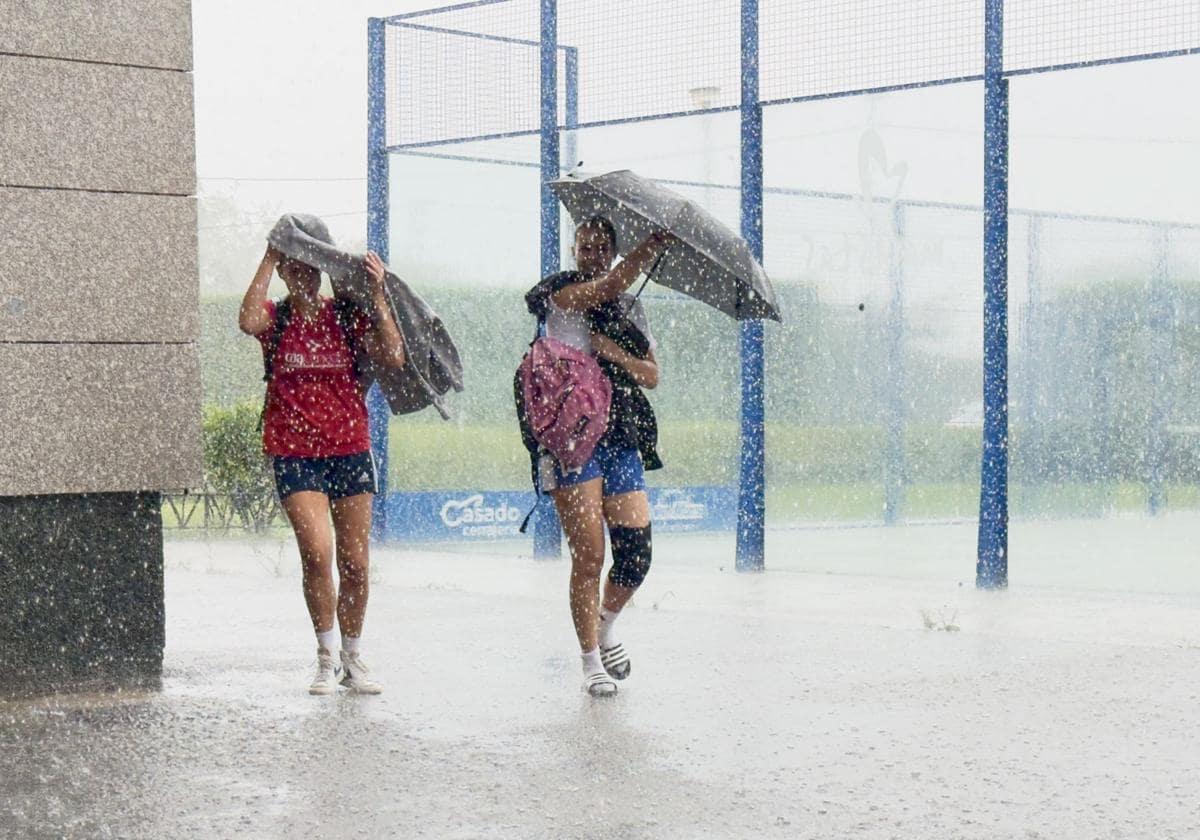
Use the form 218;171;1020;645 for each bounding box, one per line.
272;451;379;501
537;442;646;497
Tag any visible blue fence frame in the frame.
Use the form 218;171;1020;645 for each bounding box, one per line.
532;0;563;560
366;18;391;540
736;0;765;572
369;2;1200;583
977;0;1009;588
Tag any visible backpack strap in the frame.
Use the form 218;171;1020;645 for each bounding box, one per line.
517;490;540;534
332;296;365;381
516;312;551;532
262;298;293;382
259;298;293;431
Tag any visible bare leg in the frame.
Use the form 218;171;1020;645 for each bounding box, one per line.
281;491;335;636
601;490;651;612
330;492;373;639
551;478;606;653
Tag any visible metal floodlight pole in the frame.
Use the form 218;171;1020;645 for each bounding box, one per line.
736;0;766;572
533;0;564;560
367;17;391;541
564;46;579;173
884;202;907;526
560;47;579;263
977;0;1009;589
1147;225;1173;516
1021;214;1043;486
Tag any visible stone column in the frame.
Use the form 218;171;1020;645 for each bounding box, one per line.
0;0;201;695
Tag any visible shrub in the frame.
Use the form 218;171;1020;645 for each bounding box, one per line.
202;402;278;530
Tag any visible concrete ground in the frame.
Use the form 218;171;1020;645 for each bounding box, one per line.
2;519;1198;839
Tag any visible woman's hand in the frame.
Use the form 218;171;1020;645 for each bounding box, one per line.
362;251;406;369
588;333;662;388
365;251;387;298
644;229;677;252
241;244;282;335
591;333;659;389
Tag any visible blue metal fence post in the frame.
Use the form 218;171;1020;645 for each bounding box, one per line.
977;0;1009;589
1147;225;1173;515
367;18;391;541
736;0;766;572
534;0;563;560
884;202;907;525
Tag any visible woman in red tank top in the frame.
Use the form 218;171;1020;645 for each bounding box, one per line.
239;242;406;696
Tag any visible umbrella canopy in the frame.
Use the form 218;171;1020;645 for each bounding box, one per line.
549;170;782;322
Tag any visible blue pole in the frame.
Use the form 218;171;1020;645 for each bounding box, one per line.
533;0;563;560
367;18;391;541
736;0;765;572
977;0;1009;589
884;202;906;525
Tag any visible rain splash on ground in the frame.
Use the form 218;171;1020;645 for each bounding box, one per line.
2;518;1198;838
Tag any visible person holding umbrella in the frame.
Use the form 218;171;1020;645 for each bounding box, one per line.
530;170;782;697
524;217;676;697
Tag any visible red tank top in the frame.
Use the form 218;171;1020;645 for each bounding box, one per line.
257;298;372;457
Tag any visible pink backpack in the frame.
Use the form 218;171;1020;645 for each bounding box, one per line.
517;336;611;470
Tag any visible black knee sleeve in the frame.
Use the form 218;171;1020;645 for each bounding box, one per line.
608;524;652;588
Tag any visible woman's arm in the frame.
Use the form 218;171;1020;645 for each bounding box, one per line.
361;251;407;369
238;245;281;335
591;334;659;389
552;231;675;313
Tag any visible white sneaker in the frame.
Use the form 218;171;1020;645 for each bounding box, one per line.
340;651;383;695
309;652;339;696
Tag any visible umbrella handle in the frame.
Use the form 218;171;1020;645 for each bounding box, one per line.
629;274;651;306
645;246;670;284
621;246;670;316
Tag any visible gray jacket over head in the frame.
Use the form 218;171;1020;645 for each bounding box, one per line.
267;214;464;419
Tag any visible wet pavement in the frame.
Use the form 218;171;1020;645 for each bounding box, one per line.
3;528;1199;839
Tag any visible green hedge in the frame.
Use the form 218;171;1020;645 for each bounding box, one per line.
201;403;277;530
196;277;1200;520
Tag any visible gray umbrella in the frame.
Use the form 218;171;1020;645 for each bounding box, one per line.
549;170;782;322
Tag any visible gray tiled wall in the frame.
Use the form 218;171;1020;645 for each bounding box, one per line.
0;188;199;342
0;0;193;70
0;56;195;194
0;0;201;496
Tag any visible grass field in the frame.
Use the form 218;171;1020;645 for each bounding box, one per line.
377;419;1199;522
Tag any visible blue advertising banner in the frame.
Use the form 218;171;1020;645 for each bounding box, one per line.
378;486;737;543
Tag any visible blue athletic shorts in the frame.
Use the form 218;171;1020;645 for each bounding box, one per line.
272;451;378;501
538;442;646;497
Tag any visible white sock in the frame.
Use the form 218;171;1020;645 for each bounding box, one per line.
599;606;621;648
581;647;604;676
316;629;337;655
341;634;361;656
